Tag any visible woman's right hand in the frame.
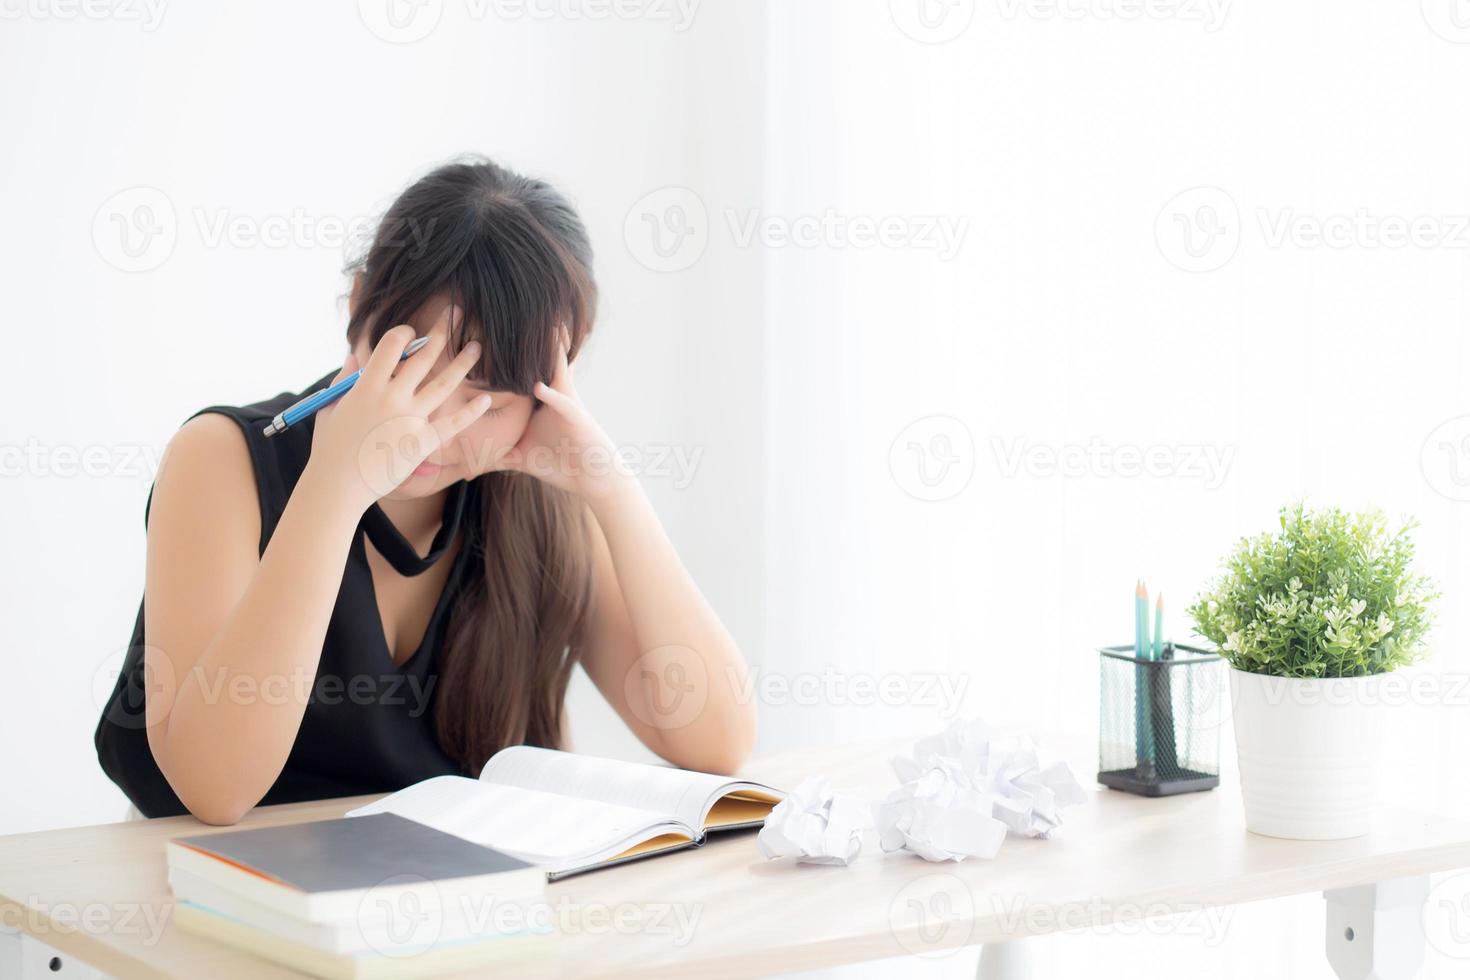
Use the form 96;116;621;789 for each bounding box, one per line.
305;309;491;512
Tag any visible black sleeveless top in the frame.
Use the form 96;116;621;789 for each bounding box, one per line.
94;374;478;817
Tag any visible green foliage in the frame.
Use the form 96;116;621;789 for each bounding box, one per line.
1188;504;1436;678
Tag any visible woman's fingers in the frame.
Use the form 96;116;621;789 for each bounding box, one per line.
533;380;578;418
548;333;576;396
414;340;482;409
431;393;493;447
316;353;358;420
362;324;416;385
391;314;451;393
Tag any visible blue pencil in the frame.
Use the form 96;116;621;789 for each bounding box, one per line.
1136;581;1155;768
261;335;432;438
1134;581;1147;766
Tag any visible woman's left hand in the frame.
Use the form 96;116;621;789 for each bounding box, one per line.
498;340;629;499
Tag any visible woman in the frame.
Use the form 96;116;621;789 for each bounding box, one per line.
95;157;757;824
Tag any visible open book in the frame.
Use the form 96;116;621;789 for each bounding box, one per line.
346;746;783;880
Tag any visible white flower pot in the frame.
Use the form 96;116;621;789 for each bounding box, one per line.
1229;667;1389;840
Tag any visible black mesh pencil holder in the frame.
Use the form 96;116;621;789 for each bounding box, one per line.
1098;643;1223;797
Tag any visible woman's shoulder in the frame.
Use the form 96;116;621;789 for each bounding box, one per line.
149;374;334;550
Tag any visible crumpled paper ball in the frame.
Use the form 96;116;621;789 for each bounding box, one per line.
757;775;870;866
873;717;1088;862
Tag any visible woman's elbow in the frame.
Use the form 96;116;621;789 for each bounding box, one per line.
684;709;759;775
188;801;251;827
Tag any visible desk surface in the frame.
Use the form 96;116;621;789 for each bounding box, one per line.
5;736;1470;979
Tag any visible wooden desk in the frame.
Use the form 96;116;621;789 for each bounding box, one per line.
3;737;1469;979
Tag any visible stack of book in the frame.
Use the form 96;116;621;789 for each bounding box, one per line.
168;813;554;979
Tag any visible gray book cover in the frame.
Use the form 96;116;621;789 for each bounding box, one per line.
173;813;534;892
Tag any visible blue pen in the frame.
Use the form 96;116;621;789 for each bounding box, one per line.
261;336;431;438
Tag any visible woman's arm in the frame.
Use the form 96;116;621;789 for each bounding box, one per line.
579;480;759;775
498;347;758;775
144;416;365;824
145;320;489;824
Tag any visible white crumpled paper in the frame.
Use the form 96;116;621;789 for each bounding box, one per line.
872;717;1087;863
757;775;870;866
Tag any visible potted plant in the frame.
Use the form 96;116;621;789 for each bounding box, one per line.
1188;504;1436;840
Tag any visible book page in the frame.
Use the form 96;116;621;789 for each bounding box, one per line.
346;775;686;873
480;746;776;831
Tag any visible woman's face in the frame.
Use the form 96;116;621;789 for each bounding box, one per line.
349;291;537;500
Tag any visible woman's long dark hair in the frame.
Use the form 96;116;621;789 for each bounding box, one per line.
346;157;596;775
